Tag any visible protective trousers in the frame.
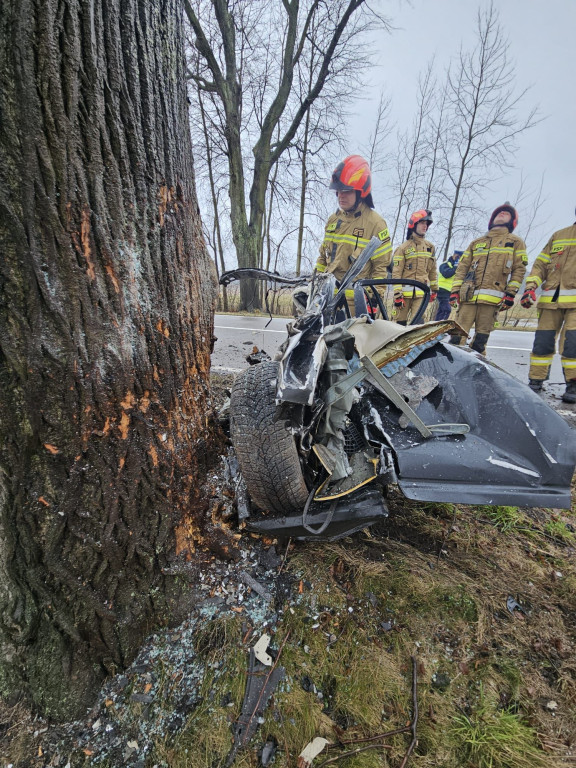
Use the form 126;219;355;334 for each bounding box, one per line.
529;308;576;382
449;303;498;354
393;297;424;325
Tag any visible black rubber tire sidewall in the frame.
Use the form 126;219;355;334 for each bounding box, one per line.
230;361;309;514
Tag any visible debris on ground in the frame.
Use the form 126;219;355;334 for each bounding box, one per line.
297;737;330;768
1;373;576;768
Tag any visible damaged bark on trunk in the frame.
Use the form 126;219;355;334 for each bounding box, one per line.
0;0;217;718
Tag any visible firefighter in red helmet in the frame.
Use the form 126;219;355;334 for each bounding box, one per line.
316;155;392;312
449;203;527;354
392;209;438;326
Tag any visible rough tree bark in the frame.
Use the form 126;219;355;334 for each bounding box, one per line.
0;0;217;719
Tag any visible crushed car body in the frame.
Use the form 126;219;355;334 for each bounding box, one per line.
221;237;576;541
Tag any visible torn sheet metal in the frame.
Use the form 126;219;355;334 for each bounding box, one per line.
387;368;438;429
385;343;576;508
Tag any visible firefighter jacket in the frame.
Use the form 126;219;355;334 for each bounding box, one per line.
526;224;576;309
392;234;438;297
437;256;459;292
452;226;527;305
316;202;392;300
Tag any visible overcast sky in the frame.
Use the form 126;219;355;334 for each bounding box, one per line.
346;0;575;251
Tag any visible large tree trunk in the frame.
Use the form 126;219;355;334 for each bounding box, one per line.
0;0;217;719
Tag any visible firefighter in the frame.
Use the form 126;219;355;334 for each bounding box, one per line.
316;155;392;313
449;203;527;354
435;250;463;321
392;210;438;326
522;211;576;403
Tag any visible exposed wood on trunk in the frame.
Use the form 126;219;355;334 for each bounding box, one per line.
0;0;217;718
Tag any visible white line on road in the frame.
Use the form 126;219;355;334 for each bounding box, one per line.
212;365;244;373
487;345;532;351
215;326;533;352
214;324;286;333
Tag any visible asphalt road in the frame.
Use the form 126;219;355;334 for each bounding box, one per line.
212;313;576;425
212;313;561;379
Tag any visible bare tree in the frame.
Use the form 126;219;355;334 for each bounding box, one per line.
440;2;539;259
184;0;388;308
513;171;548;250
388;63;436;244
197;89;230;309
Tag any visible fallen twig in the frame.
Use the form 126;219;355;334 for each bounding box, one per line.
318;657;419;767
331;725;411;746
317;743;392;766
277;537;292;574
398;656;419;768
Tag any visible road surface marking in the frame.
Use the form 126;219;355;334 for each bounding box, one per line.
487;345;532;351
212;365;244;373
214;324;286;334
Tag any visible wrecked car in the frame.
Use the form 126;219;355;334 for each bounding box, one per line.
220;237;576;541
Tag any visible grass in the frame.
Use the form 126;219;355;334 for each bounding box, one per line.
125;491;575;767
478;505;529;533
2;494;576;768
450;694;546;768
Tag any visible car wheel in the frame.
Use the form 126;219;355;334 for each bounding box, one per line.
230;361;309;513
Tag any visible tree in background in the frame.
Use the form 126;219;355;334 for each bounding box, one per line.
185;0;388;308
0;0;216;718
368;3;539;262
439;2;539;260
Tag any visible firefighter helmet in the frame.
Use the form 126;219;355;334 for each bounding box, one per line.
406;209;433;239
489;202;518;232
329;155;372;198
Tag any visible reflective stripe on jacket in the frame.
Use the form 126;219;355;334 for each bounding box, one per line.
452;226;527;305
316;203;392;294
392;235;438;297
437;257;458;292
526;224;576;309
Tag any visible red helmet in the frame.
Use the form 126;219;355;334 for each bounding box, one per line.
407;209;433;238
329;155;372;198
489;202;518;232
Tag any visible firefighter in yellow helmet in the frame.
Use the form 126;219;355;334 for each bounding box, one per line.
392;210;438;326
522;210;576;403
316;155;392;313
448;203;527;354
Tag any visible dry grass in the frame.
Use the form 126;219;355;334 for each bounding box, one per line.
2;492;575;768
153;493;576;767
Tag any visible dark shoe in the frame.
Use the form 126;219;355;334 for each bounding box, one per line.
528;379;543;392
448;335;461;346
562;381;576;404
470;332;489;355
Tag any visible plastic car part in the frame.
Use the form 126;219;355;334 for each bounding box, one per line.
246;486;388;541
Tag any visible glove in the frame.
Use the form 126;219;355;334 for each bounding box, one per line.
393;292;405;308
429;292;437;302
499;292;515;311
449;290;460;308
521;288;536;308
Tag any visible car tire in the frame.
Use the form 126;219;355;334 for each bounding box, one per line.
230;361;309;513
